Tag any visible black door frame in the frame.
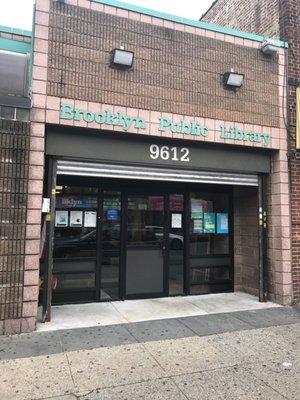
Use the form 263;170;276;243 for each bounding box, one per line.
98;185;189;300
41;158;57;321
120;189;170;300
44;165;238;312
187;187;235;294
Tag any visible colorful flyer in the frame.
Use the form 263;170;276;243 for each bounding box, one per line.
191;199;202;213
217;213;229;234
191;211;202;219
193;219;203;234
203;213;215;233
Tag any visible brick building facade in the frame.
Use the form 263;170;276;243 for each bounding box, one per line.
202;0;300;303
0;28;33;334
202;0;280;39
0;0;294;334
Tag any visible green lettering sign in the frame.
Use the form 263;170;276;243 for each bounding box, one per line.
59;103;271;147
60;103;147;132
219;125;271;147
158;116;208;138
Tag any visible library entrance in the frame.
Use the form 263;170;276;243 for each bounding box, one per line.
51;177;233;305
42;127;269;317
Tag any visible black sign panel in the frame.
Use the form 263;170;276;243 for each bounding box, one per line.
46;126;270;174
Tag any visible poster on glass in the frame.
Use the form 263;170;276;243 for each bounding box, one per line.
55;210;68;227
216;213;229;234
70;211;83;227
171;213;182;228
193;218;203;234
84;211;97;227
203;213;216;234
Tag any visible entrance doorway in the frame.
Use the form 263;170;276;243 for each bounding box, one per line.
44;177;234;305
126;194;166;298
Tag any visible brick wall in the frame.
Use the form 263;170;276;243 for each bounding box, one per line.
280;0;300;303
201;0;280;39
0;120;36;335
47;1;281;128
22;0;291;337
202;0;299;304
234;187;259;296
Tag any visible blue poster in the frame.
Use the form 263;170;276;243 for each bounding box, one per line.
203;213;215;234
107;209;118;221
217;213;229;234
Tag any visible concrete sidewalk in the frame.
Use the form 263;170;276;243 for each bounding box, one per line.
0;306;299;400
37;292;281;332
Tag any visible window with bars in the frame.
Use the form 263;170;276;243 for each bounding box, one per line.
0;119;30;321
0;106;30;122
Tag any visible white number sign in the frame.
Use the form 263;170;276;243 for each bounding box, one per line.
149;145;190;162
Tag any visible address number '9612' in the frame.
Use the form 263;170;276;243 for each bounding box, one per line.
149;144;190;162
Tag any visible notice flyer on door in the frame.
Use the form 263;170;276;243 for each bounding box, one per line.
84;211;97;227
171;213;182;228
70;211;83;227
55;210;68;227
203;213;216;234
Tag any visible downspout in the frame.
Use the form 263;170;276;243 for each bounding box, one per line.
258;174;266;302
279;0;294;304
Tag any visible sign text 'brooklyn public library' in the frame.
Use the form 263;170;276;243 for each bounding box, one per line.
0;0;294;334
60;103;272;146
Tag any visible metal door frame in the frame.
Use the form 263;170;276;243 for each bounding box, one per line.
121;188;169;300
184;187;235;295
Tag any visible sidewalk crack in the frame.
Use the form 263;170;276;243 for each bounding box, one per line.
57;331;77;393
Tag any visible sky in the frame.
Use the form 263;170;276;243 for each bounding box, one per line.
0;0;215;31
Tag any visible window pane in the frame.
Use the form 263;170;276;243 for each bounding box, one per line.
189;191;232;296
190;192;230;256
0;106;15;120
16;108;29;121
54;271;95;291
101;191;121;300
190;265;231;284
169;194;184;295
52;185;98;304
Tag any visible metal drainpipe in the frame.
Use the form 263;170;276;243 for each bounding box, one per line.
283;46;293;305
279;0;294;305
258;175;266;302
42;158;57;322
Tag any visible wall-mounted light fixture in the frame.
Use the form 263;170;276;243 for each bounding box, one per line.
260;40;278;56
109;47;134;70
223;69;244;91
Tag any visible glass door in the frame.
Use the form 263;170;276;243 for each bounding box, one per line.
125;194;166;297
